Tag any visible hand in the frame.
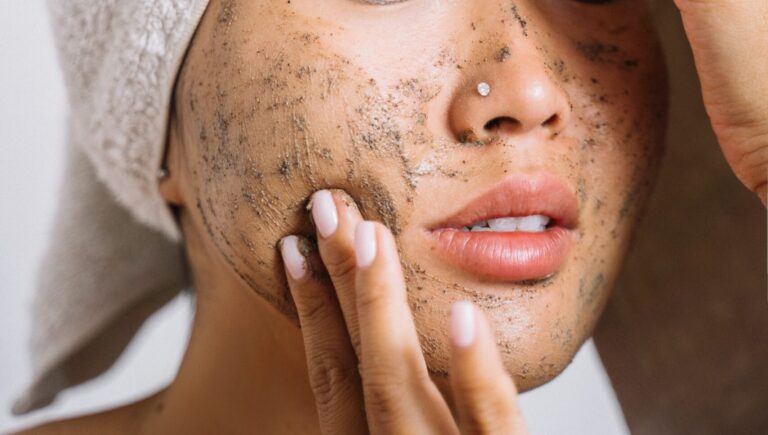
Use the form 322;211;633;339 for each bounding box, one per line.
673;0;768;205
279;189;529;435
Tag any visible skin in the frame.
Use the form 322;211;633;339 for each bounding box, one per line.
169;0;668;391
672;0;767;204
279;207;531;433
16;0;766;433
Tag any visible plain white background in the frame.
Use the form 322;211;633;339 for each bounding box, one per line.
0;1;628;433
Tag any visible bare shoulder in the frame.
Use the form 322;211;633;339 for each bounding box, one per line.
12;394;160;435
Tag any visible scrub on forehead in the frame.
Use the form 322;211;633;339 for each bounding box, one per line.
173;0;667;390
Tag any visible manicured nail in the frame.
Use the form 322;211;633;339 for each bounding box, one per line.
355;221;377;268
311;190;338;238
451;301;476;348
280;235;307;281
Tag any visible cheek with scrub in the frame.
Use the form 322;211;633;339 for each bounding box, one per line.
177;0;669;391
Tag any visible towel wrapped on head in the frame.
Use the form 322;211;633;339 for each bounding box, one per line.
12;0;210;415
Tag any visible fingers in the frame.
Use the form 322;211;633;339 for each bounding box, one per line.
354;222;425;375
279;235;367;435
354;222;458;435
310;189;365;356
450;302;528;435
673;0;768;204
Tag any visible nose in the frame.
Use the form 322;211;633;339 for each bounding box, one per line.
448;34;572;144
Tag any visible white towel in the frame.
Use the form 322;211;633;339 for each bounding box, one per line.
12;0;210;415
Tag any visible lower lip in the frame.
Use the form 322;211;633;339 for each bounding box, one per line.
428;227;574;281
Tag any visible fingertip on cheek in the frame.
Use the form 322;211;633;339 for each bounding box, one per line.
280;235;308;281
451;301;476;349
310;190;339;239
354;221;377;268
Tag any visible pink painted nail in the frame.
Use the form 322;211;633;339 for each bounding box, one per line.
311;190;338;239
280;235;307;281
451;301;476;348
355;221;377;268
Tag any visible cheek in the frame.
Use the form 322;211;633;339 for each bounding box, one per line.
574;34;668;216
564;35;668;333
582;52;667;240
181;23;444;315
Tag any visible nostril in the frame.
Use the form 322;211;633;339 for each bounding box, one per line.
484;118;500;131
484;116;519;132
543;114;559;127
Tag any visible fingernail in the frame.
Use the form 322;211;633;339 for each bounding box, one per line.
280;235;307;281
311;190;338;238
355;221;377;268
451;301;475;348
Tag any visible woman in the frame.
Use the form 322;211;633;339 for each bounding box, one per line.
14;0;766;433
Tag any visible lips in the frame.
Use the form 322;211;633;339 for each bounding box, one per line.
427;174;579;282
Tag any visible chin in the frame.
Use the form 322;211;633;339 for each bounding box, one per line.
404;253;608;393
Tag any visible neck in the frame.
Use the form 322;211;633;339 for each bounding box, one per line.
138;218;321;434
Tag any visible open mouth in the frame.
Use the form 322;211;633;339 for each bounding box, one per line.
427;173;579;282
458;215;553;233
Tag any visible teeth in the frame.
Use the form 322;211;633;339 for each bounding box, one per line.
517;215;550;232
487;217;519;231
466;215;550;233
469;220;492;232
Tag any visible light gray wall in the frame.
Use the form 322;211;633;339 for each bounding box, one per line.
0;1;628;433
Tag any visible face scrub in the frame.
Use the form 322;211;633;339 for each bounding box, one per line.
173;0;668;391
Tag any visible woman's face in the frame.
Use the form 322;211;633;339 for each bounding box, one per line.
175;0;667;390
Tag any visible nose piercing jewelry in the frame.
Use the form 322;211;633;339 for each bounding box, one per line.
157;167;169;180
477;82;491;97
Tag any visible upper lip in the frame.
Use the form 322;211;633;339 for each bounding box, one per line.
429;173;580;230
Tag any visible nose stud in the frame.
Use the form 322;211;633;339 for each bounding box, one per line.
477;82;491;97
